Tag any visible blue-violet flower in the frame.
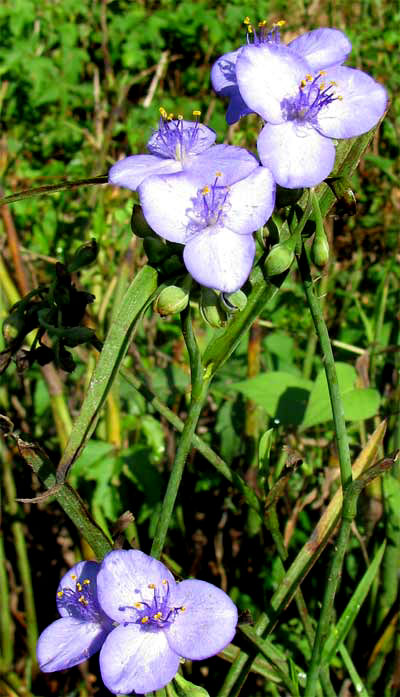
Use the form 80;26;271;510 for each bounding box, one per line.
96;550;238;695
109;110;259;190
211;24;352;125
138;166;275;292
235;45;387;187
37;561;113;672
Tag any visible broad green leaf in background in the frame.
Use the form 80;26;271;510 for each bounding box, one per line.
231;372;313;426
301;362;380;429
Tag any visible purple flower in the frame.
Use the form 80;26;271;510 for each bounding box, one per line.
96;550;238;695
211;24;352;125
235;46;387;187
138;166;275;292
109;111;259;190
37;561;113;672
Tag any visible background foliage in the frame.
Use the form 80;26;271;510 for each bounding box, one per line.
0;0;399;696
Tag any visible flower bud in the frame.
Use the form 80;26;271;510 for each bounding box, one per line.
68;238;98;272
311;231;330;267
219;290;247;313
264;235;296;277
174;674;211;697
154;283;190;316
2;312;25;342
200;288;228;328
131;204;156;239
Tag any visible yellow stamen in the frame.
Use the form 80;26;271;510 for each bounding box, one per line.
141;616;149;624
247;25;253;33
319;83;325;91
57;590;64;598
159;106;168;119
258;20;267;27
300;79;307;88
318;70;327;76
306;74;313;82
215;171;222;177
153;612;162;620
192;109;201;117
148;583;156;589
71;575;77;580
177;114;183;120
162;579;168;585
83;579;90;585
274;20;286;27
180;606;186;612
167;112;174;120
134;602;143;609
78;595;85;603
202;186;210;195
76;582;82;592
243;16;251;25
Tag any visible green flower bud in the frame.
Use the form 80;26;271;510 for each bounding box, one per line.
68;238;98;272
200;288;228;328
219;289;247;313
311;231;330;267
2;312;25;342
131;205;156;239
174;674;211;697
154;282;190;316
265;235;296;277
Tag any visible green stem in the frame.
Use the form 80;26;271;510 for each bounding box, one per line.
0;494;14;670
296;203;352;491
151;306;209;560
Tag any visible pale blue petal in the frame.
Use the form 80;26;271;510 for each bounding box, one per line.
166;580;238;660
223;167;275;235
99;624;180;695
211;49;242;94
236;44;308;123
97;550;176;624
37;617;108;672
316;66;388;138
183;225;256;292
289;29;351;70
139;173;197;243
185;144;259;186
226;93;254;125
109;155;181;191
257;122;335;188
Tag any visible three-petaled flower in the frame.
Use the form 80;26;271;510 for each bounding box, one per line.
109;110;259;190
37;561;113;672
138;166;275;292
96;550;238;694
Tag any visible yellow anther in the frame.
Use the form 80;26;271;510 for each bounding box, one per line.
319;83;325;90
300;79;307;88
258;20;267;27
78;595;85;603
192;109;201;116
159;107;168;118
177;114;184;120
318;70;327;76
306;74;313;82
71;575;77;580
243;16;251;25
141;616;150;624
247;25;253;33
161;579;168;585
202;186;210;195
57;590;64;598
153;612;162;620
329;80;337;87
337;95;343;101
148;583;156;589
76;582;83;592
83;579;91;585
215;171;222;177
167;112;174;120
180;606;186;612
134;602;143;609
274;20;286;27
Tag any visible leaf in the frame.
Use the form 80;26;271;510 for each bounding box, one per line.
232;372;312;426
301;363;380;429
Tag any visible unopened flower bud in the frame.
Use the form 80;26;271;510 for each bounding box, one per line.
311;231;330;267
265;235;296;277
220;290;247;313
174;673;211;697
154;283;190;316
200;288;228;328
68;238;98;272
131;205;156;239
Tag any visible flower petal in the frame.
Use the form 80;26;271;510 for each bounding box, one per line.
211;49;242;94
183;225;256;293
257;122;335;188
57;560;100;617
236;44;309;123
37;617;108;672
166;580;238;660
99;624;180;695
97;549;176;624
316;66;388;138
288;29;351;70
139;172;198;243
109;154;182;191
225;93;254;125
223;167;275;236
186;144;259;186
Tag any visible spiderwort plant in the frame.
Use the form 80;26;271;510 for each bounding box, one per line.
138;166;275;292
211;22;352;125
96;550;238;695
109;108;259;190
37;561;113;672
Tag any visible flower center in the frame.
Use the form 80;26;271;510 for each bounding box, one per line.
281;71;342;124
244;17;285;46
119;579;186;630
57;576;106;624
147;109;204;162
186;174;230;239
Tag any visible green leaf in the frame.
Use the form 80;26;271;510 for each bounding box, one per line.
301;363;380;429
232;372;312;426
322;541;386;664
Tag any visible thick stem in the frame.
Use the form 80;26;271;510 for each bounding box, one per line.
151;305;209;559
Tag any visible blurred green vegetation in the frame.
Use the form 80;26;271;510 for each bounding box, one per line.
0;1;399;696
